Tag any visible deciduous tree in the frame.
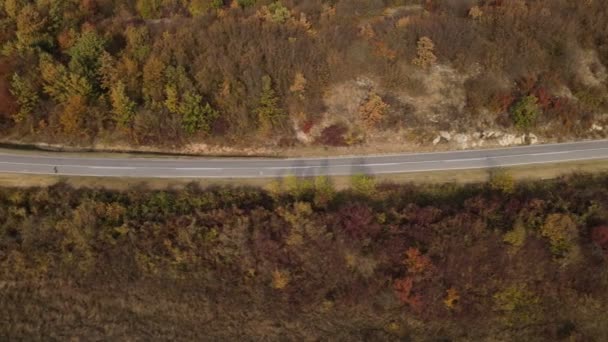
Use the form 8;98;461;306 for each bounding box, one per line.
60;95;86;135
256;75;284;136
110;81;136;129
289;72;306;98
15;4;49;50
541;213;578;255
359;93;388;128
40;55;93;102
142;56;166;107
136;0;162;19
412;36;437;69
10;73;39;123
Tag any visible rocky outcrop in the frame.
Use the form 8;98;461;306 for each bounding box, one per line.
433;130;541;149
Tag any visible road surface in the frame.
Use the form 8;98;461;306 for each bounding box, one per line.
0;140;607;178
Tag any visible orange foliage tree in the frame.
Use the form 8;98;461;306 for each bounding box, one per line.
60;95;87;135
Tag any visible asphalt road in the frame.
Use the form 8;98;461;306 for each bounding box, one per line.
0;140;607;178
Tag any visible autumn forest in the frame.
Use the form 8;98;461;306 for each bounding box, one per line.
1;0;608;151
2;173;608;339
2;1;608;340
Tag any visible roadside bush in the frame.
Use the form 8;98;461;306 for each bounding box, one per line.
489;169;515;194
317;123;348;146
510;95;540;130
541;213;578;256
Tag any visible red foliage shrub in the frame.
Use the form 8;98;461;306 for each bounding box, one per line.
393;276;424;312
533;87;552;110
212;117;230;136
317;123;348;146
301;120;314;134
336;203;381;240
404;248;433;276
80;0;98;14
488;92;515;113
591;226;608;250
516;75;538;94
546;97;578;130
464;194;501;216
424;0;439;13
402;204;443;225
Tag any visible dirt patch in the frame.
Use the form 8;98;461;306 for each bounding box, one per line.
397;65;469;126
571;48;607;87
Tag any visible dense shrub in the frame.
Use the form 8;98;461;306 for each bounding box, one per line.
1;173;608;339
317;123;348;146
511;95;541;130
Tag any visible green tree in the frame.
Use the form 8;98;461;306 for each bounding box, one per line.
68;30;106;87
351;174;376;196
256;75;284;135
281;174;313;199
313;176;335;208
510;95;540;130
124;26;151;62
179;92;219;134
136;0;162;19
110;81;136;129
261;2;291;23
164;66;192;93
188;0;224;16
237;0;256;8
9;73;39;123
39;55;92;102
165;86;218;134
164;85;180;114
489;169;515;194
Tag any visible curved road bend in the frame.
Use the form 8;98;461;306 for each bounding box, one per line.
0;140;607;178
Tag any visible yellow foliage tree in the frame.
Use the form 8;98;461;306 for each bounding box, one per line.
110;81;136;129
60;95;86;135
444;288;460;309
541;213;578;255
468;6;483;19
142;56;166;107
289;71;307;97
493;284;540;326
359;93;389;128
15;4;49;49
489;169;515;194
351;174;376;196
412;36;437;69
271;269;290;289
